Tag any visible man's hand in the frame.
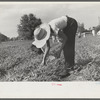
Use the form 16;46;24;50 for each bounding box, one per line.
30;44;36;51
40;60;47;66
55;50;61;58
30;44;43;55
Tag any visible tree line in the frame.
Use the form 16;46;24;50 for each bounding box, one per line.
17;14;87;40
0;13;100;42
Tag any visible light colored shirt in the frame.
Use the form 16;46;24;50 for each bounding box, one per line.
49;16;68;35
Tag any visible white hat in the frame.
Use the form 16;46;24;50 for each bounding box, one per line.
32;23;50;48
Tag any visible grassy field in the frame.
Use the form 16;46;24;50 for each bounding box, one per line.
0;34;100;81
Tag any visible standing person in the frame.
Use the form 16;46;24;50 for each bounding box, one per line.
92;27;96;36
32;15;78;77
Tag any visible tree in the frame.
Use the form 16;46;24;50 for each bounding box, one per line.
0;32;9;42
95;25;100;33
17;14;42;40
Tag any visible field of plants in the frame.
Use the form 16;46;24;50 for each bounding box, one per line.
0;34;100;81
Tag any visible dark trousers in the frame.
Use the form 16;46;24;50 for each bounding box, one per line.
63;16;78;68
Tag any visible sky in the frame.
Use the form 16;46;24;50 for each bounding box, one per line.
0;2;100;38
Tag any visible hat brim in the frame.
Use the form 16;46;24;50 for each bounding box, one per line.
32;23;50;48
32;39;47;48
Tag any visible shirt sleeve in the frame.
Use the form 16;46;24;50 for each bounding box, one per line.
51;24;59;36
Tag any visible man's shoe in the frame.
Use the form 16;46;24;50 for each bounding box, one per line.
59;72;70;78
57;69;70;78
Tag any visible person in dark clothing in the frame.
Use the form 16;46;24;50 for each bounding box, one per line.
32;15;78;77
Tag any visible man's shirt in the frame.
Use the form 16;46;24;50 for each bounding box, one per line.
49;16;68;35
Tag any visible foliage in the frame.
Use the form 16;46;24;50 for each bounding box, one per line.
1;35;100;81
17;14;42;40
0;32;9;42
95;25;100;33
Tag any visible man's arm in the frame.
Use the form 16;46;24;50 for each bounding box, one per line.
59;30;67;51
41;39;50;66
56;30;67;58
